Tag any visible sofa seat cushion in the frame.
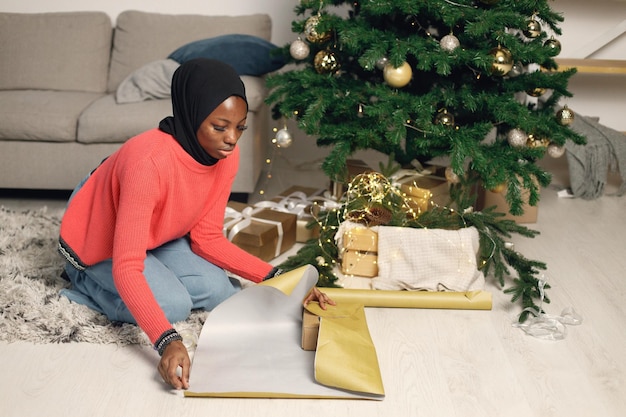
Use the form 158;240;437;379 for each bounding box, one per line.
107;11;272;93
77;95;171;144
79;76;267;144
0;90;104;142
0;12;112;93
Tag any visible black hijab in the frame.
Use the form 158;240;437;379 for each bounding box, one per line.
159;58;248;166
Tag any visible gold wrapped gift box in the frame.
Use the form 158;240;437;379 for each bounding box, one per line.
399;174;450;213
341;228;379;277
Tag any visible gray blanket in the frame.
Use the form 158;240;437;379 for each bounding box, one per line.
565;113;626;199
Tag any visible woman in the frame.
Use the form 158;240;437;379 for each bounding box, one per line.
58;58;333;390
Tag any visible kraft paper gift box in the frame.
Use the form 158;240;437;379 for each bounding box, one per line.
475;175;539;224
224;201;248;221
329;159;373;199
272;185;327;242
341;227;379;277
301;309;320;351
226;207;297;262
476;185;538;224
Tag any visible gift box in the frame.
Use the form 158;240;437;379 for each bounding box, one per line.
476;186;538;224
225;204;297;261
343;227;378;252
329;159;373;199
342;251;379;277
225;201;248;219
301;309;320;351
272;185;326;242
475;175;539;224
341;228;379;278
398;174;450;213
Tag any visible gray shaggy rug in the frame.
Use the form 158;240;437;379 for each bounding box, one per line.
0;206;207;345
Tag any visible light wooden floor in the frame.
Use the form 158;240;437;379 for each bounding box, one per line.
1;154;625;417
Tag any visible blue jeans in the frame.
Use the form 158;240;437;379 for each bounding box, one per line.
60;174;240;324
61;238;240;324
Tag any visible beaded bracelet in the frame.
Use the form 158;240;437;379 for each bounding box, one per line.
263;267;284;281
154;329;183;356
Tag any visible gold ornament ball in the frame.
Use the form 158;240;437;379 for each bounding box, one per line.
304;15;332;44
526;87;546;97
526;134;550;148
489;182;507;194
489;46;513;76
435;109;455;127
523;19;542;38
544;37;562;55
383;61;413;88
556;106;575;126
289;38;310;60
314;49;340;74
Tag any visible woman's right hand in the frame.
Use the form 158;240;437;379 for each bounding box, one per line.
158;340;190;390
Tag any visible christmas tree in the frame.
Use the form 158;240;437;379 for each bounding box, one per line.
265;0;586;318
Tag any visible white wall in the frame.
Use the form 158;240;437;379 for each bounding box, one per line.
1;0;625;149
553;0;626;59
0;0;302;45
551;0;626;132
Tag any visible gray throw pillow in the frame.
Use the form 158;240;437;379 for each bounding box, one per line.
116;59;180;104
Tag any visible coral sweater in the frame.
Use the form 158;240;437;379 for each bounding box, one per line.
59;129;273;343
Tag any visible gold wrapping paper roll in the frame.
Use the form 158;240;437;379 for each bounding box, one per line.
321;288;492;310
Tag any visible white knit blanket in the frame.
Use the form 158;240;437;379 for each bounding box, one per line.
373;226;485;292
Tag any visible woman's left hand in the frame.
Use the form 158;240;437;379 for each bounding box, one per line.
304;287;336;310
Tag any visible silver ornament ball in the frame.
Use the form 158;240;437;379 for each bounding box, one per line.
440;34;460;52
547;143;565;158
507;128;528;148
508;62;524;78
289;38;310;60
375;56;389;70
275;128;293;148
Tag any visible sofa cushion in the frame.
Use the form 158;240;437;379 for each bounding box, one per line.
77;95;171;144
80;76;266;143
0;12;112;93
107;11;272;93
116;59;180;104
168;34;286;76
0;90;104;142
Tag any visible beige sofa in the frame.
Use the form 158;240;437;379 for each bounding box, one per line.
0;10;271;196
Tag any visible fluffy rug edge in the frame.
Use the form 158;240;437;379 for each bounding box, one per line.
0;206;206;346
